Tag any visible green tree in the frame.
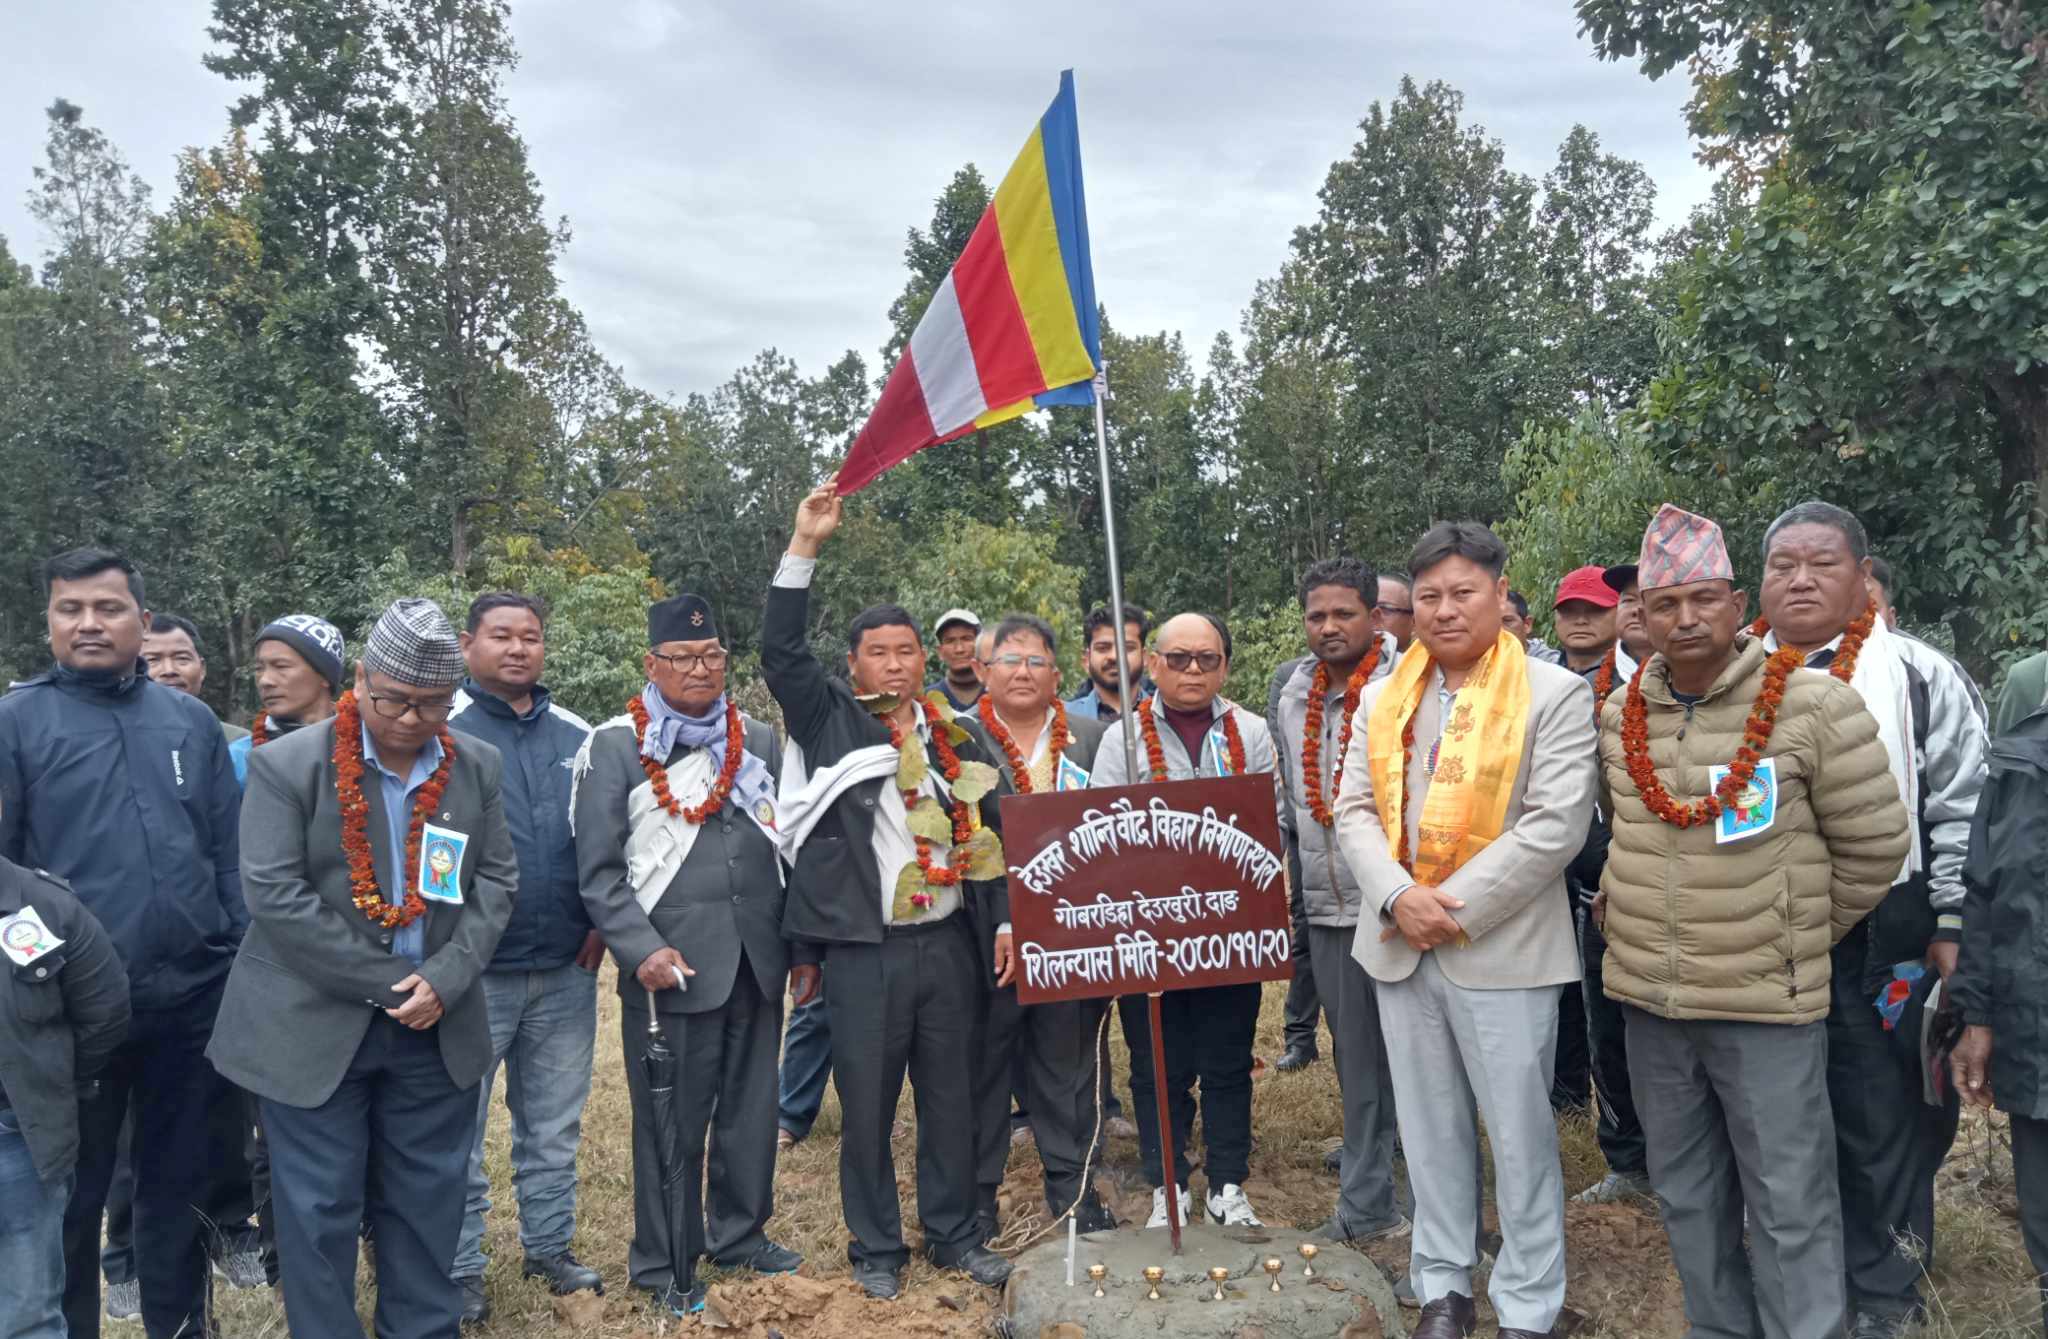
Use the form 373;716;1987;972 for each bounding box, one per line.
896;519;1087;683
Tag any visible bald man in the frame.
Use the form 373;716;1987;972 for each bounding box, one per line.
1093;612;1288;1231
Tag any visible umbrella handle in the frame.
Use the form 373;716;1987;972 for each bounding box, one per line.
646;988;662;1035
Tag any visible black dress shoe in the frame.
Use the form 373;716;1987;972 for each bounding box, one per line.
1413;1291;1477;1338
715;1240;803;1275
932;1243;1013;1288
1496;1330;1554;1339
457;1276;489;1326
852;1261;901;1300
1274;1042;1319;1072
522;1253;603;1295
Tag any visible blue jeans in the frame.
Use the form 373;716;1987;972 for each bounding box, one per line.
776;986;833;1138
452;964;598;1278
0;1109;69;1339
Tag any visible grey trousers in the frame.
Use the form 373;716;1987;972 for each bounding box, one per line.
974;988;1107;1219
1308;924;1399;1232
1375;953;1566;1332
1625;1008;1845;1339
619;969;781;1293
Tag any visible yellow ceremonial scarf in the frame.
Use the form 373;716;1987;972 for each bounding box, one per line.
1365;630;1531;886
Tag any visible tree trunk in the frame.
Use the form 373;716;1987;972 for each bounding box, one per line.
1990;366;2048;526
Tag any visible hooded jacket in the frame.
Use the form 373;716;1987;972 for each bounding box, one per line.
0;664;244;1013
1596;637;1910;1024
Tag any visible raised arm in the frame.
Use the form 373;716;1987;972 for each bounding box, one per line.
761;478;846;752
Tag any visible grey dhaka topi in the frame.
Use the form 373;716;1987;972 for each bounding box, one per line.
362;598;465;688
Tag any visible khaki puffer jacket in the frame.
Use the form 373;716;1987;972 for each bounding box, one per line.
1597;636;1909;1024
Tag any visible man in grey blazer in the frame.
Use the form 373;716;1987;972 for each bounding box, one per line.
208;599;517;1339
574;593;799;1316
1333;524;1597;1339
956;613;1116;1240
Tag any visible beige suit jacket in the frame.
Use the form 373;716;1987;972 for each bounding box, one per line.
1333;657;1597;989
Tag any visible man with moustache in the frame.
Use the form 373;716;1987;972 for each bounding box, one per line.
576;592;799;1315
207;598;517;1339
1755;501;1987;1339
1272;558;1406;1244
229;615;346;784
1067;604;1151;723
142;614;247;743
1332;522;1597;1339
763;478;1013;1300
446;594;604;1321
1599;505;1908;1339
1094;611;1287;1230
0;548;244;1339
957;614;1116;1237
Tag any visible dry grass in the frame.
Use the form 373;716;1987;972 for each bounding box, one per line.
204;968;2044;1337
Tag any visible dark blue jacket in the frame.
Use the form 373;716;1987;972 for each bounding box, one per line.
449;681;590;970
0;663;244;1013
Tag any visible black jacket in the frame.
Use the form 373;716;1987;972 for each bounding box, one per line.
449;682;592;971
0;856;131;1181
760;578;1005;963
0;663;244;1012
1953;711;2048;1117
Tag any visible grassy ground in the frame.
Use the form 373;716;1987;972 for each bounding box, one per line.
206;967;2043;1337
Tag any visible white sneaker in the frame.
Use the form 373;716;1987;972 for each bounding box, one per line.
1207;1182;1264;1227
1146;1185;1192;1229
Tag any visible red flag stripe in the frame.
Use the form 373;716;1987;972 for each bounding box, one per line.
950;205;1046;411
838;348;940;495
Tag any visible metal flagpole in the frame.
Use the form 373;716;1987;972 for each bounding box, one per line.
1091;360;1184;1252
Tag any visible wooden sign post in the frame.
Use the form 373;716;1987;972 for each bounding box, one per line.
1000;773;1293;1252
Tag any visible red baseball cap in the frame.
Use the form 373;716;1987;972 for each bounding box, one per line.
1553;565;1619;610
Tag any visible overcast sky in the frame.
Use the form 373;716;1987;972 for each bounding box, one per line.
0;0;1712;401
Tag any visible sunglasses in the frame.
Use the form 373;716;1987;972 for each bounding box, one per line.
1159;650;1224;673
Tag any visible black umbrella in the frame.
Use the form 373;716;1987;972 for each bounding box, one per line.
641;990;699;1314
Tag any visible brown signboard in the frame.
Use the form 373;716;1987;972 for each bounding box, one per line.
1000;775;1293;1005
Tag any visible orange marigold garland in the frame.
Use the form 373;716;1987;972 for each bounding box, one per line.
1136;696;1247;782
1591;649;1618;715
629;693;744;824
333;689;454;930
251;711;271;748
885;698;974;906
1302;644;1382;827
1622;645;1805;829
976;694;1069;794
1749;599;1877;683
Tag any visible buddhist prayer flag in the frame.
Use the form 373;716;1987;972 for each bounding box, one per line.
836;71;1102;495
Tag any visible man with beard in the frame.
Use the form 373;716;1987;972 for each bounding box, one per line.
1067;604;1151;723
1755;501;1987;1339
957;614;1116;1238
763;478;1013;1300
1272;558;1405;1244
1094;612;1286;1230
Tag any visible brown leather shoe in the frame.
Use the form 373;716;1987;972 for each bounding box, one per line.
1413;1291;1477;1338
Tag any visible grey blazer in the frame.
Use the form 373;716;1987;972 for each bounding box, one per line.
1333;658;1597;990
206;719;518;1107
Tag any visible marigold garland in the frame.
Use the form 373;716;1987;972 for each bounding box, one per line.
333;690;455;930
1302;645;1382;827
1621;645;1804;829
629;693;744;824
1749;599;1876;683
976;694;1069;794
1136;696;1247;782
1591;649;1618;716
885;698;974;906
251;712;270;748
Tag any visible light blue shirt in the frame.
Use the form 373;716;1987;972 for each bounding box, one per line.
359;720;445;967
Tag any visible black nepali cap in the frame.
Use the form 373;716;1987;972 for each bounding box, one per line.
649;594;718;646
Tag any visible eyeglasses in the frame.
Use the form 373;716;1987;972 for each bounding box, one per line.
1159;651;1225;673
990;653;1054;671
365;691;456;723
650;650;728;673
1380;604;1414;617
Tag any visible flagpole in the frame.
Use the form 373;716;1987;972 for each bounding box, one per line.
1091;362;1139;781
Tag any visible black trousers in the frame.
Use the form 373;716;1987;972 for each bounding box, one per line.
1281;845;1320;1053
975;985;1107;1221
824;918;982;1271
1119;983;1262;1189
262;1014;477;1339
103;1084;265;1287
1579;909;1645;1176
2007;1112;2048;1338
620;968;781;1294
1552;982;1591;1111
1827;935;1960;1320
64;992;226;1339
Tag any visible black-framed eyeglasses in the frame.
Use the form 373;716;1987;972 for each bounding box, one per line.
1159;651;1224;673
990;653;1054;671
651;650;729;673
365;691;456;723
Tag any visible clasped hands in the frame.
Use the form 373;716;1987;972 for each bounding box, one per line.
1379;883;1467;951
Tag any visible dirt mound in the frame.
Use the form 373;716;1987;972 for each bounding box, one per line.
700;1272;994;1339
